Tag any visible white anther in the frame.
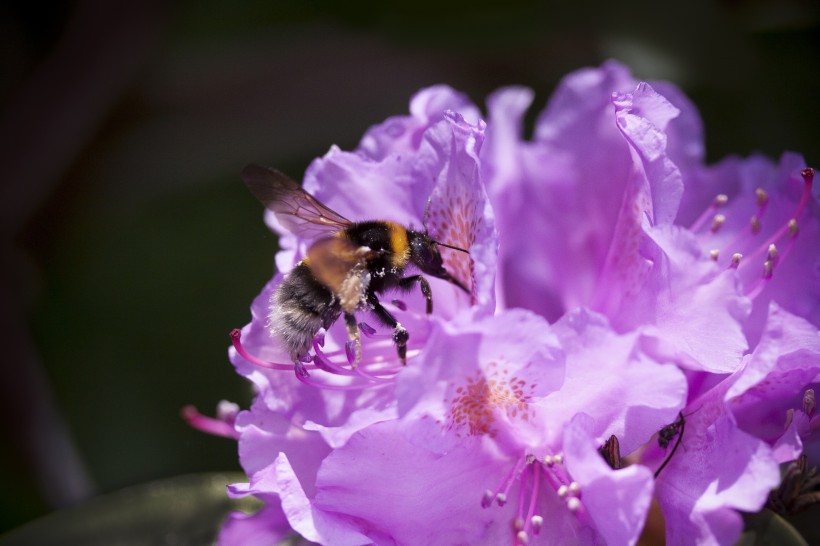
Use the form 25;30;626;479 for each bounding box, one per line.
711;214;726;233
566;497;582;512
767;244;779;261
543;455;553;466
750;216;761;234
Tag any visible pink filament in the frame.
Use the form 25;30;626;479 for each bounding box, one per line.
181;405;239;439
230;329;298;371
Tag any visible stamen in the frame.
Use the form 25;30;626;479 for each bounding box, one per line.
482;457;524;509
294;360;311;378
483;454;584;545
741;166;813;266
522;464;541;539
531;515;543;535
710;214;726;234
566;497;582;512
516;465;527;529
543;455;553;466
360;322;393;340
359;322;377;336
804;389;816;418
481;490;495;509
312;337;356;376
756;188;769;207
181;405;240;439
353;364;398;384
763;260;774;280
750;216;761;234
293;368;376;391
729;253;742;269
690;194;729;232
788;219;799;237
784;408;795;430
229;329;300;371
767;244;779;262
709;249;720;261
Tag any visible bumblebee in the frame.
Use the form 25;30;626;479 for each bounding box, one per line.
242;164;470;367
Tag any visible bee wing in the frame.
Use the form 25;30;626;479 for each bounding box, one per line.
307;237;372;313
241;164;352;239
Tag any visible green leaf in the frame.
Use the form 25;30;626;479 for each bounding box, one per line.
0;473;260;546
738;509;809;546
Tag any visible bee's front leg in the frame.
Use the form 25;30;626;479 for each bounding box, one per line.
398;275;433;314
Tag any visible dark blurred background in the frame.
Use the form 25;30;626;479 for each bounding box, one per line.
1;0;817;537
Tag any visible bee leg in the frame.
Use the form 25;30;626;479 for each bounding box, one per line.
344;312;361;367
368;294;409;365
398;275;433;314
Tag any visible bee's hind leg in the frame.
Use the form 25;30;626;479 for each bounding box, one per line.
398;275;433;314
367;294;409;365
344;313;362;367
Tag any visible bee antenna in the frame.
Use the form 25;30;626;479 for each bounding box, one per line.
434;240;470;254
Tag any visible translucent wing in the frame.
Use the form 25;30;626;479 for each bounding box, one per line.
241;164;352;239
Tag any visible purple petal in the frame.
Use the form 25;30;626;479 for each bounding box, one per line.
314;420;514;546
546;308;687;454
358;85;480;160
271;454;372;545
728;304;820;453
563;414;654;546
651;379;780;545
217;503;291;546
422;111;497;313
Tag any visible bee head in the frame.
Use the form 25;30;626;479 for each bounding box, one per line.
408;230;470;294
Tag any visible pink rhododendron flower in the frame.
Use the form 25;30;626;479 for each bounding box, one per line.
482;61;818;544
212;88;496;544
191;61;819;545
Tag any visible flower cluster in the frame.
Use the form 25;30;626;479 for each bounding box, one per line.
189;61;819;546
